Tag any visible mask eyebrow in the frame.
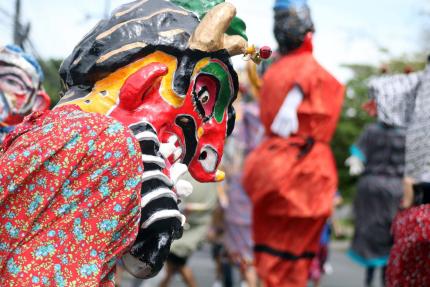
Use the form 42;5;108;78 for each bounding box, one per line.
0;66;34;91
199;60;233;123
196;86;208;97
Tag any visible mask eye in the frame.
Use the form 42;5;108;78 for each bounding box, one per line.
193;74;219;120
198;89;210;104
198;145;218;173
0;75;27;95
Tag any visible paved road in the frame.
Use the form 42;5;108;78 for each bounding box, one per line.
121;241;384;287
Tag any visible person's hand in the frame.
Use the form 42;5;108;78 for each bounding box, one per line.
401;177;415;209
345;156;364;176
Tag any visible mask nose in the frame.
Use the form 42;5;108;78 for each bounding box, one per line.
189;143;225;182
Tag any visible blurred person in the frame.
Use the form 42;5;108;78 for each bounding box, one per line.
209;198;238;287
158;174;218;287
308;225;330;287
221;82;264;287
207;191;235;287
386;61;430;286
242;0;345;286
0;44;50;142
346;68;414;286
0;0;251;285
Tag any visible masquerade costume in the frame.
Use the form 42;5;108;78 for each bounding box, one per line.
0;45;50;142
347;124;404;282
386;65;430;286
346;72;414;285
0;0;251;285
243;1;344;286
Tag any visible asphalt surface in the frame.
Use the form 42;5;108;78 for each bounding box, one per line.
120;241;385;287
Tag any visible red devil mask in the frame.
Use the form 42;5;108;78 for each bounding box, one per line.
56;1;255;182
59;49;238;182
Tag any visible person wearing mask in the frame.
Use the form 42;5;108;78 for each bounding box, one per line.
346;69;415;285
243;0;344;286
0;44;50;142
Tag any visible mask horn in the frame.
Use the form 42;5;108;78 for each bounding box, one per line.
188;3;237;52
224;35;248;56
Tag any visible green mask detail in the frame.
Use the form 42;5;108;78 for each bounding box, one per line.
200;61;232;123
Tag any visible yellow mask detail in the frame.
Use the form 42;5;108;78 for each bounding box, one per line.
60;51;185;114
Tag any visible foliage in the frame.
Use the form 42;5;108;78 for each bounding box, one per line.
332;55;427;202
331;64;374;203
38;58;63;107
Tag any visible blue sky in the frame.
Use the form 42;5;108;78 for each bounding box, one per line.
0;0;427;81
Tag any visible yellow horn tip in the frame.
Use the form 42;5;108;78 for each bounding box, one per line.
246;45;256;55
215;170;225;182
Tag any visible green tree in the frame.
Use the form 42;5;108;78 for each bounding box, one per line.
38;58;63;107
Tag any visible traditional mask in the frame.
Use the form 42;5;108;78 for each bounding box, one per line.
0;45;49;127
273;0;315;54
58;0;252;182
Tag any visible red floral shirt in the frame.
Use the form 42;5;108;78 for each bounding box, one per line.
0;105;143;286
387;205;430;287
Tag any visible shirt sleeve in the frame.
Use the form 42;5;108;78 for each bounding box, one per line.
270;85;304;137
351;126;371;162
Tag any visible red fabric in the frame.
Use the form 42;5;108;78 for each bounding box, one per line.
0;105;142;286
387;205;430;287
243;50;344;287
253;216;326;287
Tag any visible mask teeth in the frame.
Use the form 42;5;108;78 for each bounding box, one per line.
173;147;182;162
159;142;176;159
168;135;178;145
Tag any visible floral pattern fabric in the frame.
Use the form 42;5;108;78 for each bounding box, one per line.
387;204;430;286
0;105;143;286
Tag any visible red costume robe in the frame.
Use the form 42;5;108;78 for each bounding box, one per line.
243;47;344;287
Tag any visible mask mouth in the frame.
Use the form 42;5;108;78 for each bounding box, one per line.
174;115;198;165
198;145;218;173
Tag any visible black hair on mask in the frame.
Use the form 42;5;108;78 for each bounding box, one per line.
59;0;199;90
274;4;314;54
